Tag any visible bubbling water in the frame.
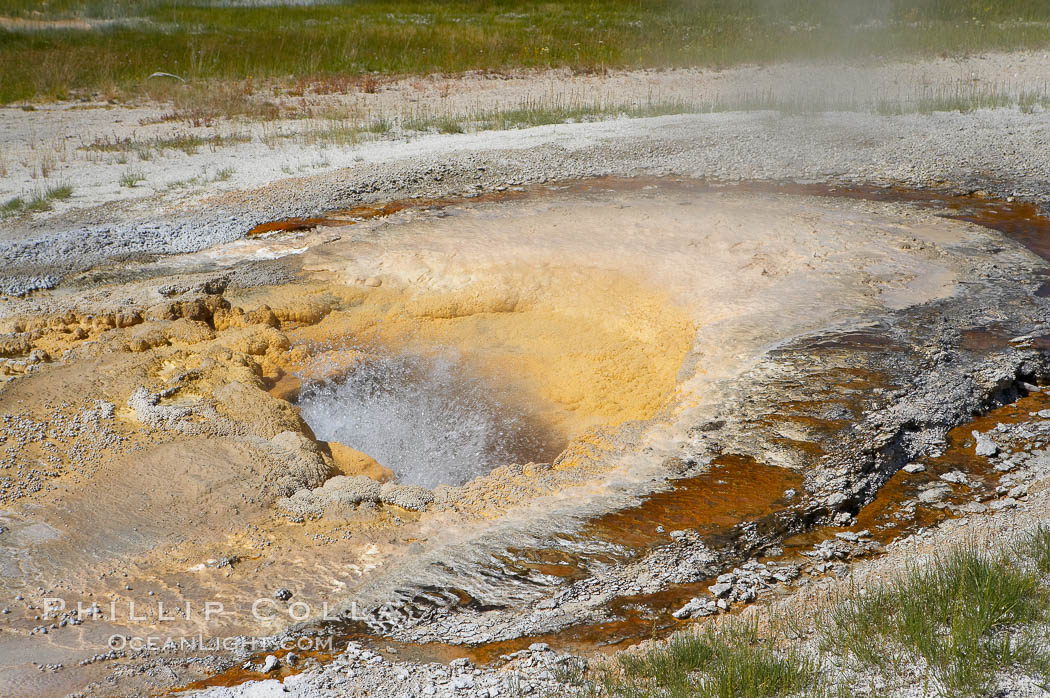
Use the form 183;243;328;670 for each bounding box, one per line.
297;350;558;488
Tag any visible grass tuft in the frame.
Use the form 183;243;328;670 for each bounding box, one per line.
1;197;26;215
119;170;145;188
0;183;74;217
1021;524;1050;576
614;622;818;698
820;542;1049;696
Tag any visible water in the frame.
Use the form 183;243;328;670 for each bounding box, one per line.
297;349;554;488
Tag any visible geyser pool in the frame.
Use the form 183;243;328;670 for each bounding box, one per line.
297;349;560;488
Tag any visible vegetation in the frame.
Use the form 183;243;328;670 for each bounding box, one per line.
612;623;820;698
118;169;146;187
82;132;250;157
0;183;73;217
820;540;1050;696
3;0;1050;104
580;528;1050;698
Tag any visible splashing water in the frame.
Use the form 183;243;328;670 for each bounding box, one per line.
297;350;556;488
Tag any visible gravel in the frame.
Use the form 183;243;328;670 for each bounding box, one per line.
3;106;1050;297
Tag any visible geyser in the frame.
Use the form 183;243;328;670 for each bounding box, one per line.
297;349;560;488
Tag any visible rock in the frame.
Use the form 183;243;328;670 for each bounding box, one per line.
266;430;337;496
325;474;382;505
268;374;302;403
826;492;849;509
326;441;394;483
379;483;434;512
128;386;193;430
918;485;951;504
452;675;475;690
939;470;968;485
529;642;550;652
973;430;999;457
273;588;293;601
709;582;733;598
277;475;383;517
989;497;1019;511
261;654;280;673
903;463;926;474
672;598;704;619
1008;484;1028;498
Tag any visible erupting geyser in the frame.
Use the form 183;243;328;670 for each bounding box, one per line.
297;349;559;488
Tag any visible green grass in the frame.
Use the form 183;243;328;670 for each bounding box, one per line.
1;196;25;215
118;169;145;187
586;530;1050;698
612;623;820;698
3;0;1050;104
1018;523;1050;575
0;183;74;217
820;540;1050;696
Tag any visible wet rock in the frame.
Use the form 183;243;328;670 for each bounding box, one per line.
903;463;926;473
326;441;394;482
379;483;434;512
671;598;716;620
261;654;279;673
834;531;863;542
940;470;969;485
268;374;301;403
708;582;733;598
973;430;999;457
918;483;952;503
273;588;292;601
267;431;337;497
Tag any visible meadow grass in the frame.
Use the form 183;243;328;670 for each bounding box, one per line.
3;0;1050;104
